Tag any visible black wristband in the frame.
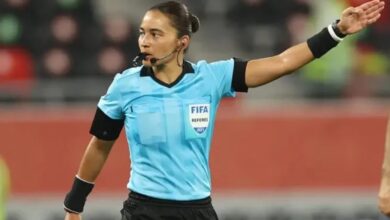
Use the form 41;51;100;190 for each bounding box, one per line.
332;19;347;38
307;27;339;58
64;176;94;213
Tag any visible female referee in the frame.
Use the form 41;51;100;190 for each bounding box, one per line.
64;1;385;219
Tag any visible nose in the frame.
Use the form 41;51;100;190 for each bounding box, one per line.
139;34;151;49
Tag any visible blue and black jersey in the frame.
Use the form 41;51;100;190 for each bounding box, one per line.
90;58;247;200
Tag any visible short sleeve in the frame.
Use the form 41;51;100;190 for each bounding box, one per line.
208;58;248;97
97;74;124;120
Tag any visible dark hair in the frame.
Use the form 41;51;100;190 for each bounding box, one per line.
149;1;200;37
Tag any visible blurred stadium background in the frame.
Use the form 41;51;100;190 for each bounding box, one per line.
0;0;390;219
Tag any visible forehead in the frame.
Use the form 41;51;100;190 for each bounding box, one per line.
140;10;175;32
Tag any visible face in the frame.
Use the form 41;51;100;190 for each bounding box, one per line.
138;10;181;66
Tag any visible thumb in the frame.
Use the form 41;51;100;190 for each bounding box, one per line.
343;7;362;16
353;7;364;15
342;7;355;15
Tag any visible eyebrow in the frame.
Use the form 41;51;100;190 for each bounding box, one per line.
139;27;164;34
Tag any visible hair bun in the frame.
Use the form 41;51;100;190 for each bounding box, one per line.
189;13;200;33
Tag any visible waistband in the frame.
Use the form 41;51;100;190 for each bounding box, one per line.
128;191;212;208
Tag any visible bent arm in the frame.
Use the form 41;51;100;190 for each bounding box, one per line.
76;136;115;182
245;42;313;87
64;136;115;218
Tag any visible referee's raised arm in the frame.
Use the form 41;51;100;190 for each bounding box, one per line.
243;0;385;88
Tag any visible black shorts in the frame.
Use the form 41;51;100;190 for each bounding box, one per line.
120;191;219;220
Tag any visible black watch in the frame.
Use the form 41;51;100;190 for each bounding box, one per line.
332;19;347;38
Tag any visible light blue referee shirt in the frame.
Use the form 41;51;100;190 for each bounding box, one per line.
97;59;244;200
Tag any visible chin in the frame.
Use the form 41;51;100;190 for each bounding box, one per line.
142;61;152;67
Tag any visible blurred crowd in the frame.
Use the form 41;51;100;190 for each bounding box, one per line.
0;0;138;79
0;0;389;101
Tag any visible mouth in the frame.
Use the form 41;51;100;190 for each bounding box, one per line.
140;52;153;61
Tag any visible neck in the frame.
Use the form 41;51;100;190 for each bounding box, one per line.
152;54;184;84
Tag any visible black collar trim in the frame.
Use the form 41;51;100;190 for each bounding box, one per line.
140;61;194;88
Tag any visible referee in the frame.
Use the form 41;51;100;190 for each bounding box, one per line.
64;1;385;219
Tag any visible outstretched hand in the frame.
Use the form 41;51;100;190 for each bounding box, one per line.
338;0;385;35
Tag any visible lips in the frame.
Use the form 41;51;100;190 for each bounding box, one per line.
140;52;152;61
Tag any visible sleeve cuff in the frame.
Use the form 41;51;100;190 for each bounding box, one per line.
64;205;81;214
327;24;344;42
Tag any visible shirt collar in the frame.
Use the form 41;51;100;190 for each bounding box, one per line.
140;61;194;77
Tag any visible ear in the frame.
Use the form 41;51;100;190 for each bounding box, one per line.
178;35;190;50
